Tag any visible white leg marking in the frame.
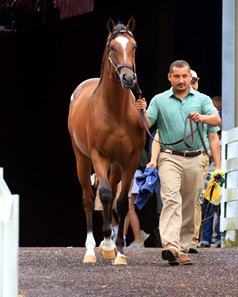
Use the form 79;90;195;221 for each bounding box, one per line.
85;232;96;256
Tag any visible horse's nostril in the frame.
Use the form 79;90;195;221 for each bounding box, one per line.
122;73;136;83
122;76;136;88
122;74;129;81
133;74;137;82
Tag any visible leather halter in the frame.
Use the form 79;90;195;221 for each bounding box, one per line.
107;27;135;76
108;57;134;72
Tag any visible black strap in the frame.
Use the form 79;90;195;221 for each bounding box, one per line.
197;122;209;156
159;116;196;147
202;200;220;223
133;82;209;156
133;82;163;143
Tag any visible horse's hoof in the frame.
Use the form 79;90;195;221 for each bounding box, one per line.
83;255;97;263
112;255;127;265
101;248;117;260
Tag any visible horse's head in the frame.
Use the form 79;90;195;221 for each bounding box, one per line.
106;17;137;89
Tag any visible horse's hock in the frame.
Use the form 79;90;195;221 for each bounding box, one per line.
221;127;238;247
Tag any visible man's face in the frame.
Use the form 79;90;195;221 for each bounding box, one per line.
168;66;192;92
212;100;222;112
190;77;199;90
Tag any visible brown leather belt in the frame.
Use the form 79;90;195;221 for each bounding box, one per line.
161;148;203;158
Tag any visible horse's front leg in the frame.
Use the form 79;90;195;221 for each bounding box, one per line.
98;180;117;260
113;188;129;265
112;159;140;265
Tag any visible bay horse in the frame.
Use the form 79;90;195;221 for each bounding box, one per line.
68;17;145;265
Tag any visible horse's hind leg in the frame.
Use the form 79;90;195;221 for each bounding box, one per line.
73;147;96;263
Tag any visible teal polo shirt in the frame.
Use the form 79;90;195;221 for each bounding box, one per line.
147;87;219;151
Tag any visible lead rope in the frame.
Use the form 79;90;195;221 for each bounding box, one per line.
133;82;209;156
133;82;158;141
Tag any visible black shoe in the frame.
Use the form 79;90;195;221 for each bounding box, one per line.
188;247;199;253
162;248;179;266
188;243;198;253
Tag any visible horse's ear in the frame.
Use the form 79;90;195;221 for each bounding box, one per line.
107;17;115;33
127;16;135;32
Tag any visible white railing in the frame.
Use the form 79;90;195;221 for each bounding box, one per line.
0;168;19;297
220;127;238;247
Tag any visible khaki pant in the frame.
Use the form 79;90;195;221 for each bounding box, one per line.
158;152;205;254
192;154;210;245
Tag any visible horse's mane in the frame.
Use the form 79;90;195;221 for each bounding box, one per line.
93;22;132;94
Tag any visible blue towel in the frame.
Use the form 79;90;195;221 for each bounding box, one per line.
135;166;160;210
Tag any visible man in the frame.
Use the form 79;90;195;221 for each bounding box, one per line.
136;60;221;265
212;96;222;117
190;69;200;91
212;95;222;131
200;95;222;248
188;70;221;253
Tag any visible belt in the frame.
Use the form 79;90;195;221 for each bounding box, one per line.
161;148;203;158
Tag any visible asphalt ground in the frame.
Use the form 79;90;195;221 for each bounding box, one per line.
18;247;238;297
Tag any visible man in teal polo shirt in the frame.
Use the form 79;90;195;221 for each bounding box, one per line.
136;60;221;265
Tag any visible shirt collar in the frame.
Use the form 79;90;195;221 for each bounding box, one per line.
168;86;195;98
189;86;196;95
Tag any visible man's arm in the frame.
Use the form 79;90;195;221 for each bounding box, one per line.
189;112;221;127
147;132;160;168
135;98;152;128
208;132;221;169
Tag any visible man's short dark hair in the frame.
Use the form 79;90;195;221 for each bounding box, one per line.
169;60;191;73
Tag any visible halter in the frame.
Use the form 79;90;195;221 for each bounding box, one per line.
107;27;136;76
108;56;134;73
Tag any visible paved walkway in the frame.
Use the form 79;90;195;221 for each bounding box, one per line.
18;247;238;297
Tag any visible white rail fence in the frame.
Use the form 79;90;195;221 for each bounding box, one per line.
0;167;19;297
221;127;238;247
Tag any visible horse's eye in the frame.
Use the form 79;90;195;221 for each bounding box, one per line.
109;44;116;52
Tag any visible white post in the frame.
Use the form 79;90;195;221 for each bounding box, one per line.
221;128;238;247
0;168;19;297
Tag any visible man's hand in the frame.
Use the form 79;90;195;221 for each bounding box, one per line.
135;98;147;112
188;112;203;123
146;161;157;169
189;112;221;126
